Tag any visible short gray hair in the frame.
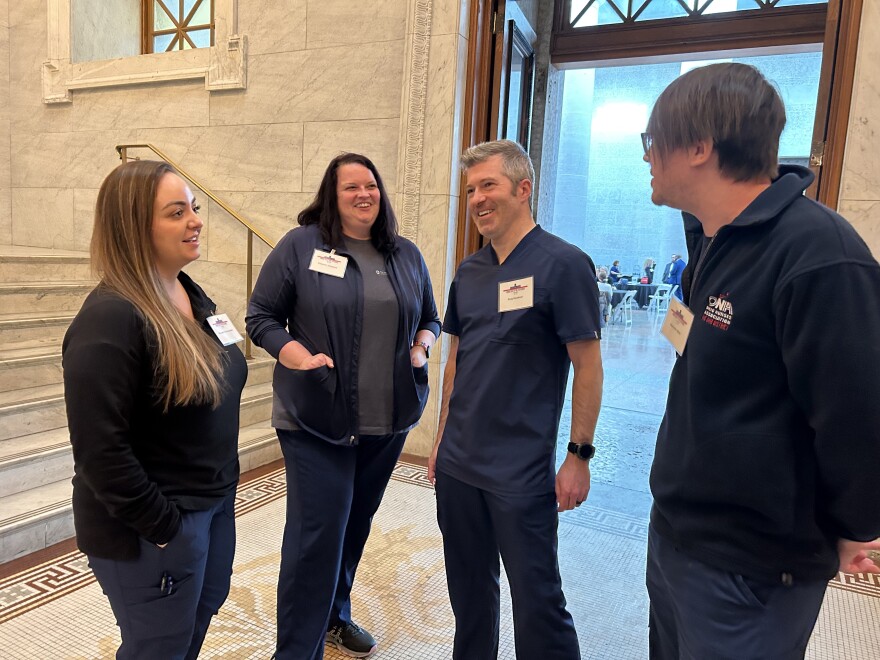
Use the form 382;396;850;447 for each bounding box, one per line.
460;140;535;190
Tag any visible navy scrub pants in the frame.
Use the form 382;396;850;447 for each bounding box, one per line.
646;524;828;660
87;492;236;660
274;428;408;660
435;470;581;660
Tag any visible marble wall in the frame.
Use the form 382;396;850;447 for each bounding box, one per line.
838;1;880;256
1;0;10;245
4;0;468;457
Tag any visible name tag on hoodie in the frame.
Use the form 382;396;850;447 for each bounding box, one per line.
309;249;348;278
661;297;694;356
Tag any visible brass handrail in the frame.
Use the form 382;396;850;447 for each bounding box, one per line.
115;143;277;358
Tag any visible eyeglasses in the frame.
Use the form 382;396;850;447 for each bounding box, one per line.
641;132;653;155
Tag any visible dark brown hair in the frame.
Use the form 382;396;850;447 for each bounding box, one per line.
647;63;786;182
298;153;398;254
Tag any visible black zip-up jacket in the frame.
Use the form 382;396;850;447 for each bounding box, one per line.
651;166;880;583
246;224;441;444
63;273;247;559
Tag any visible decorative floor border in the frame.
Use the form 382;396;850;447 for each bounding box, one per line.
1;461;876;625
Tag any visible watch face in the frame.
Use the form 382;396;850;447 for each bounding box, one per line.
577;443;594;460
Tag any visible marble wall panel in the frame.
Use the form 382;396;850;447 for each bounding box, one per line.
0;0;8;27
839;200;880;258
203;198;261;265
240;0;306;56
72;188;98;252
66;81;210;132
302;119;401;192
839;1;880;203
70;0;139;63
0;187;11;245
420;33;463;197
136;123;304;193
8;1;65;135
0;23;8;123
306;0;407;48
417;193;454;314
11;129;135;189
11;188;75;249
221;190;315;246
208;42;405;126
432;0;468;37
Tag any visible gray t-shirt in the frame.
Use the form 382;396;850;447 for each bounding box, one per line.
344;237;399;435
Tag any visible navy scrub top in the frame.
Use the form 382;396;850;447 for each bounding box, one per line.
437;225;601;495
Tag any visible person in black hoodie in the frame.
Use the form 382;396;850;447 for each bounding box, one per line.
642;63;880;659
246;153;440;659
63;160;247;659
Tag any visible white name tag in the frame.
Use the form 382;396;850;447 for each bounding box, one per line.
660;296;694;356
498;276;535;313
308;249;348;278
206;314;245;346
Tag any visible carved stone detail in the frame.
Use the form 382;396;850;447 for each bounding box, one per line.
207;36;249;91
397;0;434;241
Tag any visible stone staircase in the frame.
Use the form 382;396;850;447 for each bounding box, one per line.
0;246;281;565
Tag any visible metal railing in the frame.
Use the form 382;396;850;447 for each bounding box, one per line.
116;143;276;358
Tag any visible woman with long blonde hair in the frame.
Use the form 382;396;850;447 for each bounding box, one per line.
63;160;247;659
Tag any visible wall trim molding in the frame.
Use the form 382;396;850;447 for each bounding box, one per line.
397;0;434;241
42;0;247;104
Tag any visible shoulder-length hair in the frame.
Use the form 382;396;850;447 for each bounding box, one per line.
297;153;398;254
91;160;225;411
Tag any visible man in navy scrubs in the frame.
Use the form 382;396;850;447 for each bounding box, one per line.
428;139;603;659
643;63;880;659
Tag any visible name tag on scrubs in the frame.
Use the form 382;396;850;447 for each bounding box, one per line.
206;314;244;346
498;276;534;313
309;249;348;278
660;297;694;356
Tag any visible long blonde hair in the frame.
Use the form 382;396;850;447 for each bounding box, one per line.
91;160;225;410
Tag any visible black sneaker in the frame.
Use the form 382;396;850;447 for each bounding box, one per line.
325;621;378;658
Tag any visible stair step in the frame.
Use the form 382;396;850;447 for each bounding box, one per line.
0;312;75;349
0;253;92;283
0;428;73;499
0;348;64;392
0;420;282;565
0;282;94;314
0;383;67;442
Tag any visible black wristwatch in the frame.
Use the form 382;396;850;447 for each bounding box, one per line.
567;441;595;461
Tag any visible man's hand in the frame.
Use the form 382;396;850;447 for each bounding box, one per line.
555;453;590;512
838;538;880;573
428;440;440;485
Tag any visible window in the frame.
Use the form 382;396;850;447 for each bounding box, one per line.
569;0;826;27
144;0;214;53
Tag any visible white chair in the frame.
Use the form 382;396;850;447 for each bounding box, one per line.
611;289;637;326
647;284;672;319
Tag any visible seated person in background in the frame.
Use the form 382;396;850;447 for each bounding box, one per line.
596;268;613;326
643;258;656;284
609;260;622;284
663;253;686;299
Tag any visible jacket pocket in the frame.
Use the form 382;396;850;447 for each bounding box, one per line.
290;366;349;440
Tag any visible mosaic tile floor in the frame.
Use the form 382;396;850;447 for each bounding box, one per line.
1;310;878;658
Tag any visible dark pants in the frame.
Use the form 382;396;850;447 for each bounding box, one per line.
435;471;580;660
646;525;827;660
274;428;407;660
88;492;236;660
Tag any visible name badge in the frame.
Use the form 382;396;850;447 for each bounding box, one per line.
308;249;348;278
206;314;245;346
660;296;694;356
498;276;534;313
